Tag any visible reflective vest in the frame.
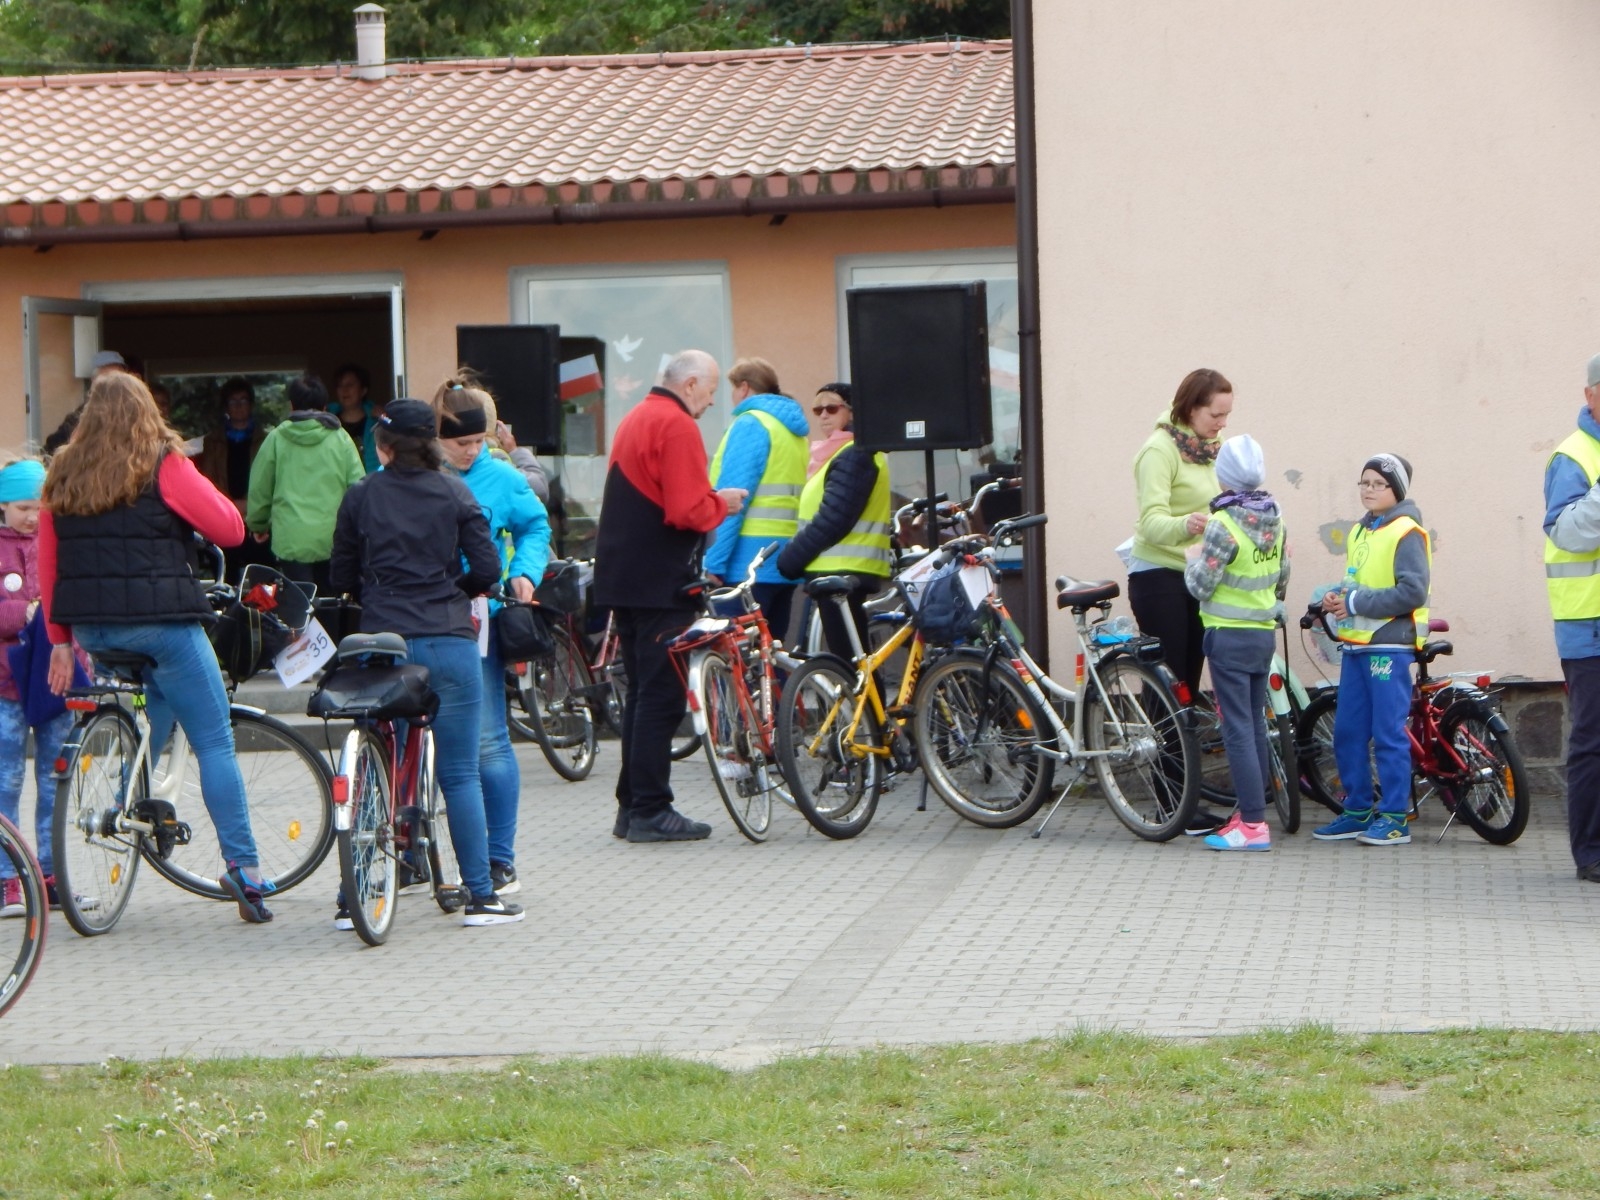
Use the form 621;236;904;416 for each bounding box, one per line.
1197;508;1282;630
1545;429;1600;621
1336;514;1431;649
708;410;808;540
797;442;892;577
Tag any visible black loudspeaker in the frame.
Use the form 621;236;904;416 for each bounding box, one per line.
845;283;993;453
455;325;561;454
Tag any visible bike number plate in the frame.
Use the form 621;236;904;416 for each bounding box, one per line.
274;617;336;688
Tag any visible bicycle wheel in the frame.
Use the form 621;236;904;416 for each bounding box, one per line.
607;655;700;758
777;655;882;839
1086;657;1200;841
1269;711;1301;833
52;707;143;936
141;709;335;900
0;813;47;1018
417;732;466;913
698;650;772;842
915;651;1057;829
505;666;540;742
1440;699;1529;845
525;630;598;781
1299;691;1346;814
670;717;702;761
337;729;396;947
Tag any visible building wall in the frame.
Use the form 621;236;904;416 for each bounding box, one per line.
1;204;1014;446
1033;1;1599;682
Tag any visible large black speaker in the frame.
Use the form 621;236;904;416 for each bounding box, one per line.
845;283;993;453
455;325;561;453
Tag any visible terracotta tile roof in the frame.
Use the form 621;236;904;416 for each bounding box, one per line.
0;41;1013;239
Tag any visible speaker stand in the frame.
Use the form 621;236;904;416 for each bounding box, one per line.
924;449;941;550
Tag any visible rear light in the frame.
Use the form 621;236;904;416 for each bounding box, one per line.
1477;674;1492;688
53;757;68;773
1269;673;1284;691
1172;681;1193;706
331;776;349;805
65;698;96;712
686;691;700;713
512;661;527;677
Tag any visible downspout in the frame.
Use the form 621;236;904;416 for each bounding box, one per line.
1011;0;1049;667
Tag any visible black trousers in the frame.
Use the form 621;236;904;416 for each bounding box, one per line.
614;606;692;819
1563;656;1600;869
1128;566;1206;698
278;558;332;596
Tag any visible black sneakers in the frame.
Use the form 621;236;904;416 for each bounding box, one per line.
1183;809;1228;837
489;861;520;895
613;806;630;839
626;807;712;843
463;893;525;926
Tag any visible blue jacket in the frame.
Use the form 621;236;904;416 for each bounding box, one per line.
705;393;810;585
1543;406;1600;660
450;444;553;612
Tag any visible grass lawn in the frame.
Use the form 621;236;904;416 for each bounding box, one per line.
2;1029;1598;1198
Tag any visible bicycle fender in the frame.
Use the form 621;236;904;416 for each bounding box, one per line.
683;652;713;738
1266;652;1293;718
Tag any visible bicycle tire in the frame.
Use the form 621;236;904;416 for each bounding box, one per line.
52;706;143;936
417;731;466;913
698;650;772;842
604;655;701;758
1299;691;1346;814
777;654;882;839
526;628;598;781
915;650;1057;829
141;708;335;900
0;813;47;1019
337;729;396;947
1270;712;1301;833
505;667;540;743
1439;698;1530;845
1086;657;1200;841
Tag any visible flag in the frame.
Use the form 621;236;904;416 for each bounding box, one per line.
560;354;603;401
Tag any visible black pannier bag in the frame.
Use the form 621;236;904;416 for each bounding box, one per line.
307;664;438;722
535;559;585;615
496;598;557;662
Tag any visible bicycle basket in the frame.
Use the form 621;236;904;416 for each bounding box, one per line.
307;663;437;722
536;560;586;615
907;561;984;646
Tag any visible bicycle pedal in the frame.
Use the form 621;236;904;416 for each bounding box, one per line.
132;799;186;857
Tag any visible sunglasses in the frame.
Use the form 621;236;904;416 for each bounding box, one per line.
812;404;844;416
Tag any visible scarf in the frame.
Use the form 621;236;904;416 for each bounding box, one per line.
1211;488;1276;514
1158;420;1220;465
224;421;256;444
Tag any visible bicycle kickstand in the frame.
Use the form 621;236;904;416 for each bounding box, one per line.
1031;790;1067;839
1419;788;1455;844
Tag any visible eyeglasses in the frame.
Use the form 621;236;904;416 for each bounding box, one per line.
1356;479;1392;490
813;404;844;416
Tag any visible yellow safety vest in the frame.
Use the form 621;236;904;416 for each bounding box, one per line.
1198;508;1282;630
797;442;892;577
1545;429;1600;621
1336;514;1431;649
708;409;808;540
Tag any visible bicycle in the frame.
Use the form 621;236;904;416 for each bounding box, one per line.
0;812;47;1018
310;632;465;946
667;544;800;842
51;570;337;937
1297;606;1530;844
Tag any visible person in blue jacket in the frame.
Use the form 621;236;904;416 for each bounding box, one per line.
704;358;810;639
331;363;382;473
436;379;553;899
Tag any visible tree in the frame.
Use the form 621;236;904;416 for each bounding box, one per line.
756;0;1008;43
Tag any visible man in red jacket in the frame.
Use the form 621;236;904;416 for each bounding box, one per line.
594;349;746;842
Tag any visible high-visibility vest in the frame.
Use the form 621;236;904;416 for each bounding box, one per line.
1545;428;1600;621
1336;514;1431;649
1197;508;1282;630
708;410;808;540
796;442;892;577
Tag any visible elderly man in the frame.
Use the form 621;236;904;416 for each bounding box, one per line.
593;350;746;843
1543;352;1600;883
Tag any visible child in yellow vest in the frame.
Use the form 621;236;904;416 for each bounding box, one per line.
1184;436;1287;850
1313;454;1431;846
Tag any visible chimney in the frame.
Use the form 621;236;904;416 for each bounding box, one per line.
353;4;387;81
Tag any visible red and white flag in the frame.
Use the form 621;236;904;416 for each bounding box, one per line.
559;354;603;401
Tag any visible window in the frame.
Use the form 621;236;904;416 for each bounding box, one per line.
835;250;1020;506
512;263;734;558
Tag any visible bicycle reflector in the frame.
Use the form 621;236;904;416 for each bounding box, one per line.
1477;674;1492;688
1269;672;1284;691
65;698;96;712
331;776;349;805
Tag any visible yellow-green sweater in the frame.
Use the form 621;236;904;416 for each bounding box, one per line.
1131;417;1219;571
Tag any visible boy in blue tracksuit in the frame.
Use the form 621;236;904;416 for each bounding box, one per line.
705;359;810;638
437;384;552;896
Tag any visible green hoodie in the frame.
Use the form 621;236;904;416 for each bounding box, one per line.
246;411;367;564
1130;413;1219;571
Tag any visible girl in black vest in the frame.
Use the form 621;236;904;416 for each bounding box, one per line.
40;373;273;923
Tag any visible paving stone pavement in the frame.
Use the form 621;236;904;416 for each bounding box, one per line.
3;738;1598;1067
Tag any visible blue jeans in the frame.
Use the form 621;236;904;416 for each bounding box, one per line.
1203;627;1274;824
1334;648;1415;815
0;698;72;878
478;623;521;869
407;635;492;900
74;622;259;870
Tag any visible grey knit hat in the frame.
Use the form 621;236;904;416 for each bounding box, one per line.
1362;453;1412;501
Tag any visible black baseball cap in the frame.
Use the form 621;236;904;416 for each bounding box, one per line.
378;398;437;438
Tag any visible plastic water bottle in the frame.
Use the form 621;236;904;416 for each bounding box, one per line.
1092;615;1137;646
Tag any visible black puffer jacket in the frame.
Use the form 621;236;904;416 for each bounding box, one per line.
777;444;884;580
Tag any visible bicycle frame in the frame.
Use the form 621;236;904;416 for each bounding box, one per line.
800;614;927;764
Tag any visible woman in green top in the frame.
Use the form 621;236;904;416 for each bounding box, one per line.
1128;368;1234;699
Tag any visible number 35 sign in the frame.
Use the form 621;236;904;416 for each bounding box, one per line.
274;618;336;687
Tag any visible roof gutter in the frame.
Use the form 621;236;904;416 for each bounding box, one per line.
0;185;1014;248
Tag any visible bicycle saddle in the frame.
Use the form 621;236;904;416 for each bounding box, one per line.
93;650;157;682
806;575;856;599
335;632;408;662
1055;577;1121;611
1420;639;1454;664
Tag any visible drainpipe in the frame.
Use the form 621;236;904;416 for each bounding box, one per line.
354;4;387;81
1011;0;1048;667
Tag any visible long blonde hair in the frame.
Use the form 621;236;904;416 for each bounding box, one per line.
432;372;499;438
44;373;184;516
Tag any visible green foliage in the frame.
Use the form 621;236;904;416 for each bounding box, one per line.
758;0;1009;43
